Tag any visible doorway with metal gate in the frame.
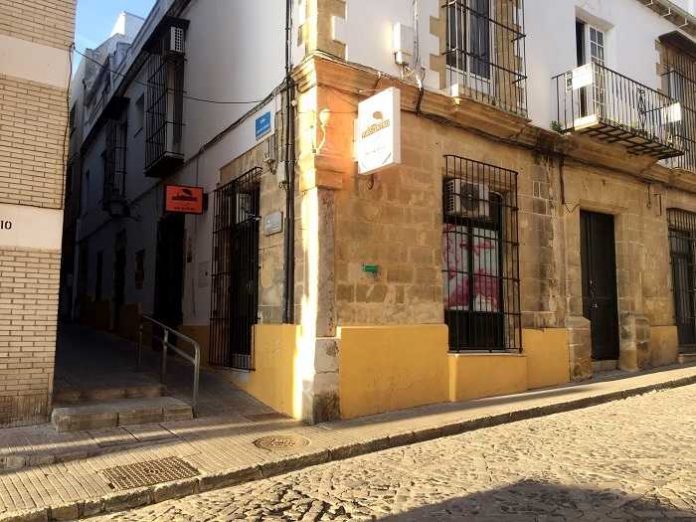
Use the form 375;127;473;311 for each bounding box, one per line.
668;209;696;352
580;210;620;361
210;167;261;370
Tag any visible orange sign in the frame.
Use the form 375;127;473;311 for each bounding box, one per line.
164;185;204;214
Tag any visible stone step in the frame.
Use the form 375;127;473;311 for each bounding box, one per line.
592;359;619;373
51;397;193;432
678;353;696;365
54;383;166;404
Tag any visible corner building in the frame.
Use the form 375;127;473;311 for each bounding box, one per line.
67;0;696;424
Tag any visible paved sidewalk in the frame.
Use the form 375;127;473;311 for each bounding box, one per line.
94;384;696;521
1;364;696;521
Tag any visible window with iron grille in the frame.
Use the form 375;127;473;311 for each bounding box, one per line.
668;208;696;351
69;105;76;135
660;39;696;173
210;168;262;370
144;19;187;178
103;117;128;211
442;155;520;352
444;0;527;117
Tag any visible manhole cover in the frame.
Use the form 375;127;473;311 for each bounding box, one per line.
253;434;310;451
102;456;199;490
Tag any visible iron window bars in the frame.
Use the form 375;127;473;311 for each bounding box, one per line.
661;47;696;172
668;208;696;353
102;118;128;216
443;0;528;117
144;18;187;178
442;155;521;352
210;168;262;370
552;62;685;159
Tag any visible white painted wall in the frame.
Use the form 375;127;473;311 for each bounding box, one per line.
180;0;286;158
332;0;441;89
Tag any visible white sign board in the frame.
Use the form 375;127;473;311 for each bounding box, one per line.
571;64;594;90
0;203;62;250
357;87;401;175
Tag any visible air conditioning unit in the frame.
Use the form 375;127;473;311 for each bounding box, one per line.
445;179;490;218
235;193;252;224
169;26;185;54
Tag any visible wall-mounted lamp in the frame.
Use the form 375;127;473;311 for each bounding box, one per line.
314;108;331;153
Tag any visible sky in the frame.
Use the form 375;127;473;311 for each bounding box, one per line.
74;0;156;63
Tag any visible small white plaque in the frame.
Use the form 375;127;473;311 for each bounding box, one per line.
264;211;283;236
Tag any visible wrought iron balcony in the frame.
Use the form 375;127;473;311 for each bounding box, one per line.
553;62;685;160
143;17;188;178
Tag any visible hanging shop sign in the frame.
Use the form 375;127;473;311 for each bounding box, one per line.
356;87;401;175
164;185;205;214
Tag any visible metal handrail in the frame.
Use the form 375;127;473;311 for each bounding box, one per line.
137;315;200;417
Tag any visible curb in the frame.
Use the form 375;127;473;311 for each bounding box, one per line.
2;374;696;521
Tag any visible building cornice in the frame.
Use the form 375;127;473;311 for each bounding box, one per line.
636;0;696;40
293;53;692;193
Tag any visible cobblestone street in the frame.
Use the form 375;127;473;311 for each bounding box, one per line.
92;385;696;521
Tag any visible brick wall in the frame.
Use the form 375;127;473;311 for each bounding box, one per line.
0;248;60;428
0;74;68;209
0;0;76;50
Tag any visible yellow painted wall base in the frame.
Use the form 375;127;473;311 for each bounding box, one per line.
649;326;679;367
229;324;300;419
338;325;450;419
523;328;571;390
448;353;528;402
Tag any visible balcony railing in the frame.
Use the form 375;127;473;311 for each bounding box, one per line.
553;62;685;159
144;18;187;178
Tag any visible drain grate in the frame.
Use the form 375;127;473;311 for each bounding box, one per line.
102;456;199;490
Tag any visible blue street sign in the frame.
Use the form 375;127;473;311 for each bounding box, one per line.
255;112;272;140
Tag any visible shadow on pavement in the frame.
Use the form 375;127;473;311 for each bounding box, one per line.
382;480;694;520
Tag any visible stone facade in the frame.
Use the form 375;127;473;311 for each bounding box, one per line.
0;0;75;427
285;53;693;422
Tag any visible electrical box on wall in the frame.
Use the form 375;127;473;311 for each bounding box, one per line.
393;23;414;66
